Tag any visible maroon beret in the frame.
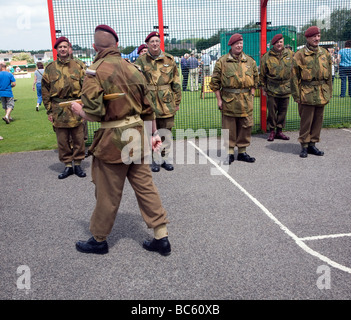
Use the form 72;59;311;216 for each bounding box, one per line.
271;33;283;45
228;33;243;46
305;26;320;38
137;44;148;54
95;24;119;42
54;36;70;49
145;31;160;43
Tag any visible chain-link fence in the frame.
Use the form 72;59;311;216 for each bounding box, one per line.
49;0;351;143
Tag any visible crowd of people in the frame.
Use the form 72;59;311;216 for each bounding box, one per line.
180;50;212;92
0;23;349;256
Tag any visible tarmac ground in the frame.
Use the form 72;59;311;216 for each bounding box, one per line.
1;128;351;304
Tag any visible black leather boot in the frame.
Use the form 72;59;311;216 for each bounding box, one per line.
74;165;86;177
300;147;308;158
58;166;74;179
151;161;161;172
76;236;108;254
223;154;234;165
143;237;171;256
161;161;174;171
307;145;324;156
237;152;256;163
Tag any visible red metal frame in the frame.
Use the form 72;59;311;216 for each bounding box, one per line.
47;0;268;131
47;0;57;60
260;0;268;132
157;0;165;51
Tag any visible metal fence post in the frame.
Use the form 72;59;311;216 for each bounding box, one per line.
260;0;268;133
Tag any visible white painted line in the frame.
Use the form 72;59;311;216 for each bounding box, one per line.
299;233;351;241
188;140;351;274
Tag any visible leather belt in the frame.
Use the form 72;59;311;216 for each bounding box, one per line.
100;114;141;129
301;80;327;86
222;88;250;93
147;84;170;91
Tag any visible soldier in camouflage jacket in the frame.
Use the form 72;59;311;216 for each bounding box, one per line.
291;26;332;158
71;25;171;256
42;36;87;179
260;34;293;141
209;33;258;164
135;31;181;172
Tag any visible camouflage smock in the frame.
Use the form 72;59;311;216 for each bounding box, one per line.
259;47;293;97
291;45;332;106
41;57;86;128
81;47;155;164
134;50;181;118
209;51;258;117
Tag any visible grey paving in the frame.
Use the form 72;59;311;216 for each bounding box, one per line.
1;128;351;300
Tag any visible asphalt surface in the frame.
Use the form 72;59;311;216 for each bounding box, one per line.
1;128;351;302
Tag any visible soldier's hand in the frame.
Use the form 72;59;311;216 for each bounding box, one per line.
48;115;53;123
175;105;180;112
71;101;83;116
151;134;162;152
217;99;223;110
262;89;267;96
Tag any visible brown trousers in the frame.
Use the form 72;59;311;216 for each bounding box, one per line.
267;96;289;130
155;117;174;161
55;123;86;164
90;157;169;238
298;104;325;146
222;114;253;152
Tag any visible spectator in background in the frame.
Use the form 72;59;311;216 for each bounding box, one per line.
328;48;336;83
33;62;44;111
180;53;189;91
187;52;199;91
0;62;16;124
200;50;211;82
338;40;351;98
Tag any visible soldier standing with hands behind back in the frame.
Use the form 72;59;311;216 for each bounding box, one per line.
42;36;87;179
260;34;293;142
291;26;332;158
210;33;258;165
135;31;181;172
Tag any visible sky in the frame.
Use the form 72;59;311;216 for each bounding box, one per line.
0;0;349;52
0;0;52;51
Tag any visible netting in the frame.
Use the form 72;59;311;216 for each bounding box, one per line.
50;0;351;144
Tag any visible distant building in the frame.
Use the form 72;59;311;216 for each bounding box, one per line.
0;52;14;63
33;54;44;63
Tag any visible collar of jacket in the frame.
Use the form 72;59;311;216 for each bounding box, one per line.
269;47;288;57
57;56;71;65
146;50;165;60
227;51;247;62
93;47;121;63
304;44;322;56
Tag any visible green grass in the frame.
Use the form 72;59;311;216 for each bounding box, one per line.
1;73;351;154
0;74;57;154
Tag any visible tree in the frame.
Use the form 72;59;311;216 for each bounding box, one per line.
121;46;136;54
296;7;351;46
12;52;34;64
